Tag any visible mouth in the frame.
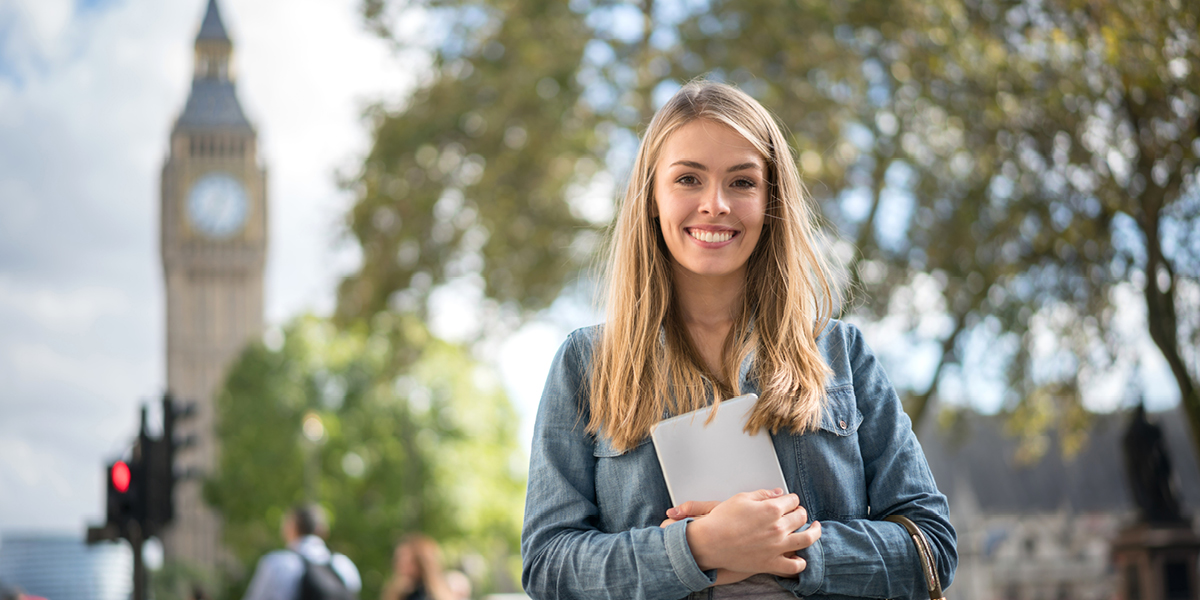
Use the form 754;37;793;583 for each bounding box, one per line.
687;228;737;243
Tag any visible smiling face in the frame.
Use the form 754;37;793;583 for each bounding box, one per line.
653;118;768;284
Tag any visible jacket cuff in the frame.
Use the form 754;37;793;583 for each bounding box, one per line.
778;534;824;596
668;519;717;591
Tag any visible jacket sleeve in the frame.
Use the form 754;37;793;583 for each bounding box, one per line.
778;323;958;599
521;330;717;600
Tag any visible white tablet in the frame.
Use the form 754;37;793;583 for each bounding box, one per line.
650;393;788;506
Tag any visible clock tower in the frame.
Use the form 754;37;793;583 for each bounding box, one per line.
160;0;266;571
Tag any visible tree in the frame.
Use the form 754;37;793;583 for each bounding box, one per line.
856;0;1200;457
665;0;1200;460
207;315;526;599
340;0;602;328
345;0;1200;461
342;0;918;328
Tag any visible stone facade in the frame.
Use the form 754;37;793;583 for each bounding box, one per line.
921;407;1200;600
158;0;266;573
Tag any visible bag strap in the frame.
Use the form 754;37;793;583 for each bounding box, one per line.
884;515;945;600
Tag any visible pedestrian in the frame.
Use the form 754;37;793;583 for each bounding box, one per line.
380;534;456;600
242;503;361;600
521;80;957;599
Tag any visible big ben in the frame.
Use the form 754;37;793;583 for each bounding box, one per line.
160;0;266;570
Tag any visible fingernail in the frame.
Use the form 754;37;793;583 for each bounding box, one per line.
667;508;679;518
771;488;784;496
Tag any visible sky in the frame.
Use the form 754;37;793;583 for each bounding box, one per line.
0;0;586;536
0;0;1185;539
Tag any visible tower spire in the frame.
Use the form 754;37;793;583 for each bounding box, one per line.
177;0;249;131
196;0;230;42
193;0;233;81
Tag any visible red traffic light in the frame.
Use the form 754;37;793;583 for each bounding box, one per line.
112;460;131;493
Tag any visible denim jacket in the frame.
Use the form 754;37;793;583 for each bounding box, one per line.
521;320;956;600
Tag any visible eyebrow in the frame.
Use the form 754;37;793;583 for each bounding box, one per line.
669;160;763;173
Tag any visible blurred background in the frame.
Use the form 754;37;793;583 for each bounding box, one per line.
1;0;1198;598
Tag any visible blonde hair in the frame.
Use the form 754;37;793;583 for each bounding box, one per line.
588;80;837;452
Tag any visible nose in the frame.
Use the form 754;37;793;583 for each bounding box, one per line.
698;185;731;216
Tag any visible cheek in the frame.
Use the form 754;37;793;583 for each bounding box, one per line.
650;180;668;218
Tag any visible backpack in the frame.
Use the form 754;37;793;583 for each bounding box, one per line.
294;551;357;600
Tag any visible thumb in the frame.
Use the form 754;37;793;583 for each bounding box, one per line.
667;500;721;519
750;488;786;500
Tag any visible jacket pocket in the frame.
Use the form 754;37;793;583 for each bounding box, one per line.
817;386;862;437
797;385;868;521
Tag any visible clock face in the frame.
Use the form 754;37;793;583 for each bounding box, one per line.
187;172;249;238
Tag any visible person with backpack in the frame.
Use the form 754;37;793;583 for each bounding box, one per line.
242;503;362;600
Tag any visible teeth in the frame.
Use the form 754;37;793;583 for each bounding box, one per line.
690;230;733;243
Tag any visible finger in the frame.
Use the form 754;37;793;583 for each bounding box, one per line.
768;554;807;577
764;493;802;515
785;520;822;551
660;518;679;528
780;505;809;531
746;488;786;501
668;500;720;519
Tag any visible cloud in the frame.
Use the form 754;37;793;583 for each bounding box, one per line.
0;277;128;333
0;0;419;534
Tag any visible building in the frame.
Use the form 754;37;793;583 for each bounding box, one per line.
159;0;267;573
0;533;132;600
921;406;1200;600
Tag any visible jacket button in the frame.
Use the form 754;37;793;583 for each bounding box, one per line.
839;420;847;429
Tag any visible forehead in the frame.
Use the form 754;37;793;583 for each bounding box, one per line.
657;119;763;166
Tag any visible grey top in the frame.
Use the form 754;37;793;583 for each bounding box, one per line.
710;574;792;598
175;78;250;130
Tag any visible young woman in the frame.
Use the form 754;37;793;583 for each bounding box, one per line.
521;81;956;600
381;535;456;600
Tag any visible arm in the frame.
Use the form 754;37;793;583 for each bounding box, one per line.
776;323;957;599
520;331;716;600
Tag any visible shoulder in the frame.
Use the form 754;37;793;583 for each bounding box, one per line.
562;325;601;357
246;549;304;593
549;325;602;378
814;319;870;387
330;553;363;591
258;548;304;570
537;325;603;424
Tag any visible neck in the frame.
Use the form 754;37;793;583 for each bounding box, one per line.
671;263;746;327
670;263;747;379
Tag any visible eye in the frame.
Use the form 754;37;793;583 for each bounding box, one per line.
676;174;700;186
731;177;757;189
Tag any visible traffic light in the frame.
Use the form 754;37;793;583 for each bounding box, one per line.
106;454;144;537
90;392;197;547
143;393;197;534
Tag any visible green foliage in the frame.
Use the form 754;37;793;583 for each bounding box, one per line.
340;0;603;326
832;0;1200;457
345;0;1200;457
208;315;525;599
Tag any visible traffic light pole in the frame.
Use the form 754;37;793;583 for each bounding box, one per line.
129;521;146;600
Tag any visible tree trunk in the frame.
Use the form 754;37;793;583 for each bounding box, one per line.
1133;152;1200;463
908;311;968;433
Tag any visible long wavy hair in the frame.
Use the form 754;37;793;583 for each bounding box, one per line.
588;80;838;452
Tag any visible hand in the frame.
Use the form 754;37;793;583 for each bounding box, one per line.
660;505;752;586
683;488;821;577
